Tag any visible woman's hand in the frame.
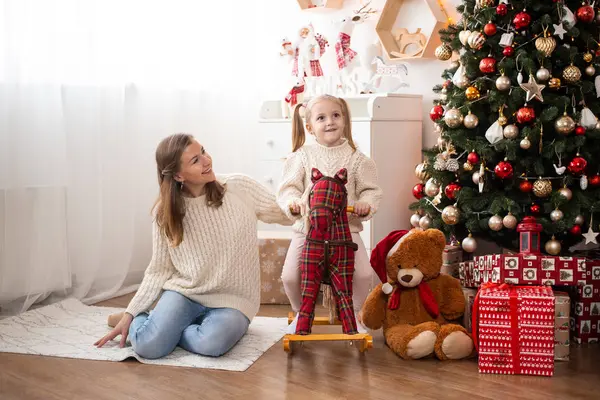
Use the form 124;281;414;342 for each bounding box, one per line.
353;202;371;217
94;312;134;348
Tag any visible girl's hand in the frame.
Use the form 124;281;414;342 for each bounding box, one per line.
94;312;134;348
289;200;305;216
353;202;370;217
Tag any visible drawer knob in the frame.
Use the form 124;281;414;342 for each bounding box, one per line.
266;140;274;146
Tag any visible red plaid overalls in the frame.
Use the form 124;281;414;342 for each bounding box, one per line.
295;168;359;335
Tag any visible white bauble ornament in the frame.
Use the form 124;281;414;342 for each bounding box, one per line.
410;212;421;228
503;213;517;229
444;108;464;128
472;171;481;184
520;137;531;149
550;208;564;222
442;205;460;225
424;178;440;197
536;68;551;82
462;234;477;253
464;112;479;128
488;215;503;231
503;124;519;139
574;215;585;225
496;75;511;91
419;215;432;230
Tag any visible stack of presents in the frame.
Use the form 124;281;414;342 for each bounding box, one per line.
443;216;599;376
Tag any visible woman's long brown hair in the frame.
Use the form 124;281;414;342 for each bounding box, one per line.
153;133;225;246
291;94;357;152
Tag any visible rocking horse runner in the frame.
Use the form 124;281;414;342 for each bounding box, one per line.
295;167;359;335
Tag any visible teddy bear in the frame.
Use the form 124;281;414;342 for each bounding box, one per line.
360;228;474;360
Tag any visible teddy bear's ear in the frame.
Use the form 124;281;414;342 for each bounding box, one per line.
424;229;446;252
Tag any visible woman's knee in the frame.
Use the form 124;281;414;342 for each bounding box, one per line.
131;332;175;359
183;310;249;357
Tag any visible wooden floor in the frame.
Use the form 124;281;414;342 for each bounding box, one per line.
1;293;599;400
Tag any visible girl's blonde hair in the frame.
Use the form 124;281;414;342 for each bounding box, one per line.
153;133;225;246
291;94;357;152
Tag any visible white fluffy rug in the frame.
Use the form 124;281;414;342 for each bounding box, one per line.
0;298;288;371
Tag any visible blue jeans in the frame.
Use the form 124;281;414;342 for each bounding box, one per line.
128;290;250;359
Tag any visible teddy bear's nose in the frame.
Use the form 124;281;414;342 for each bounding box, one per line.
400;275;413;283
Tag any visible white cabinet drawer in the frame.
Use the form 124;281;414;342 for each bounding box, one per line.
257;159;286;192
258;124;293;161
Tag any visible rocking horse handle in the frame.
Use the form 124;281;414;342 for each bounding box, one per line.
289;206;357;216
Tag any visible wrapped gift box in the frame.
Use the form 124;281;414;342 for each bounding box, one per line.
553;291;570;361
474;285;555;376
459;254;587;287
443;245;462;266
570;316;599;344
441;263;460;279
258;238;291;304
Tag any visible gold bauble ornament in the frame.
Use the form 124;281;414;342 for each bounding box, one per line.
533;178;552;198
503;124;519;139
563;64;582;83
442;205;460;225
548;77;561;89
461;233;477;253
550;208;564;222
545;236;561;255
468;31;486;50
498;115;508;126
535;36;557;57
435;44;453;61
444;108;464;128
415;163;429;182
488;215;503;231
463;161;474;171
584;52;594;63
465;86;480;100
555;113;576;135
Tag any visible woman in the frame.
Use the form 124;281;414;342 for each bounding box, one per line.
95;133;291;358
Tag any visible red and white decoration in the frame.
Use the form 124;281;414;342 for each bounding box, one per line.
473;284;555;376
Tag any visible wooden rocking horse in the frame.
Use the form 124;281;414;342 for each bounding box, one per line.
283;167;373;353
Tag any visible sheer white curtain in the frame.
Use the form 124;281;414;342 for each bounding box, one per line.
0;0;300;316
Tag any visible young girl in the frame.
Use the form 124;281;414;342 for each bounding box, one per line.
95;133;291;358
277;94;383;333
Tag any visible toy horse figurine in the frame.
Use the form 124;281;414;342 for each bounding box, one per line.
295;167;359;335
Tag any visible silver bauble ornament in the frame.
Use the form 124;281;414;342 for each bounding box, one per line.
472;171;481;184
574;215;585;225
464;112;479;129
545;236;561;255
462;234;477;253
503;213;517;229
442;205;460;225
444;108;464;128
586;65;596;76
419;215;432;230
536;68;551;82
455;74;470;89
410;213;421;228
488;215;503;231
424;178;440;197
503;124;519;139
558;187;573;201
520;137;531;149
550;208;564;222
495;75;511;91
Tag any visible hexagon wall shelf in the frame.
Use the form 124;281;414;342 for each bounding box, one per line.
297;0;344;10
376;0;446;61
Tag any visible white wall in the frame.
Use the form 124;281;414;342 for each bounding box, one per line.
213;0;460;178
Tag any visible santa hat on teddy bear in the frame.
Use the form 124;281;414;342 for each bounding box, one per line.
369;230;410;295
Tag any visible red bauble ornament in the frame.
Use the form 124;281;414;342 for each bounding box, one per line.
444;182;462;200
467;151;480;164
520;180;533;192
484;23;497;36
513;11;532;30
494;160;514;179
503;46;515;57
413;183;425;199
576;5;595;23
530;204;541;214
430;105;444;121
590;174;600;187
570;224;582;236
516;106;535;124
568;156;588;175
443;79;453;89
497;4;508;16
575;126;586;136
479;57;497;74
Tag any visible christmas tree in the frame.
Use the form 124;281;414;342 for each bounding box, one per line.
410;0;600;254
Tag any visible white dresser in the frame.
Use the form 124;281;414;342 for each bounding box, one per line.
256;93;423;252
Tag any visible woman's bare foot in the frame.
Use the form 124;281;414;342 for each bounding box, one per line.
107;312;124;328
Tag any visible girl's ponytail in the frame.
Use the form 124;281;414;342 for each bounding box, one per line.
291;103;305;152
